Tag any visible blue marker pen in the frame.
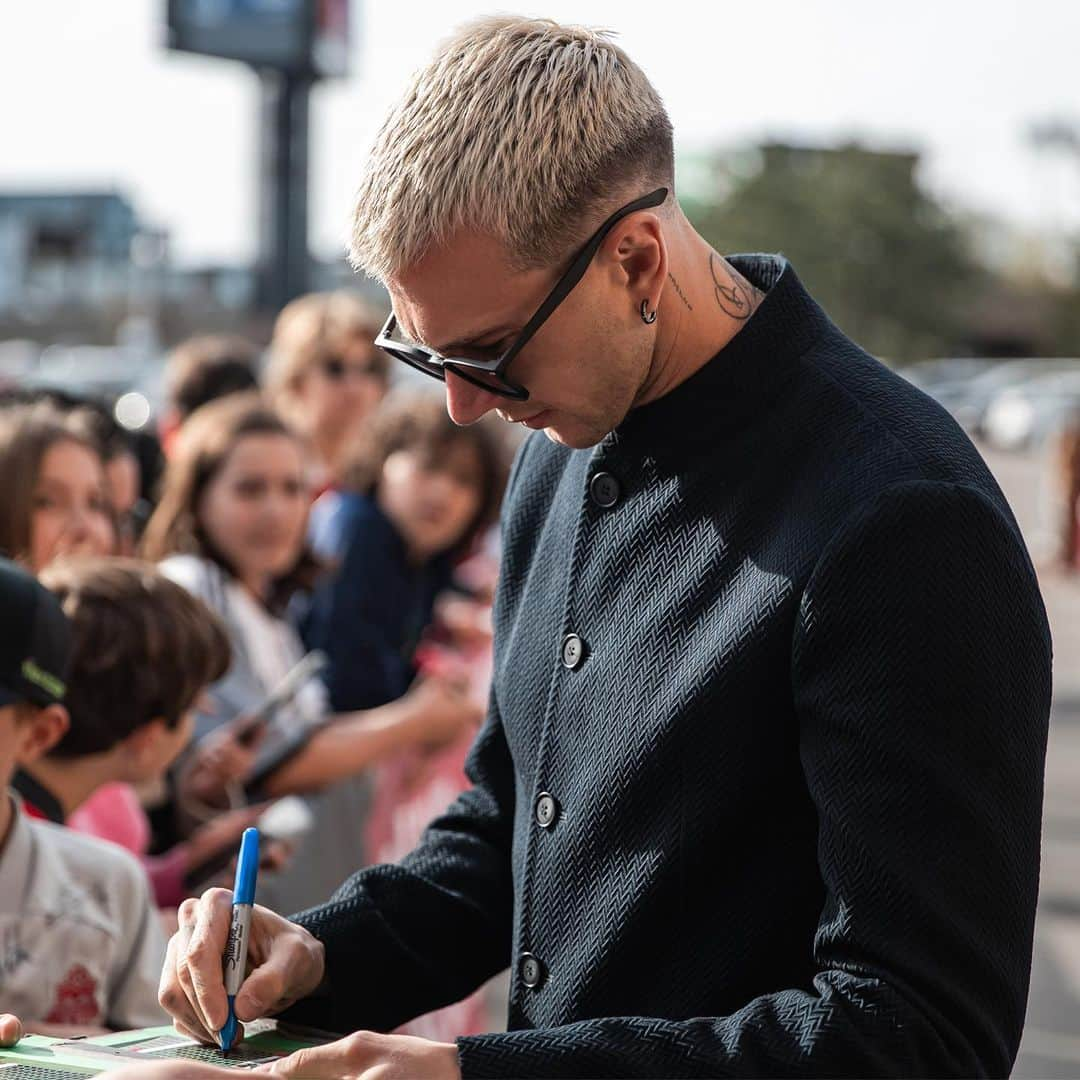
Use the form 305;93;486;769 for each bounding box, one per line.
219;827;260;1052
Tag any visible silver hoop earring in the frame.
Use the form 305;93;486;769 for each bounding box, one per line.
640;299;657;325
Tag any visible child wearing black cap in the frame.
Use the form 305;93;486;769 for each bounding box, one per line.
14;557;232;836
0;557;166;1032
10;555;247;923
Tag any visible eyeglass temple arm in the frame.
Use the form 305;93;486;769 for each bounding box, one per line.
498;187;669;366
379;187;668;365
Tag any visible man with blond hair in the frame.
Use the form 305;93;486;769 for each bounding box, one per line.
149;15;1051;1079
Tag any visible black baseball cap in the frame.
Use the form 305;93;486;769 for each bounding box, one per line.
0;558;71;709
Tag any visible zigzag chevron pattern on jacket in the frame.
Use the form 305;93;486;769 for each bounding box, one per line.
285;255;1052;1079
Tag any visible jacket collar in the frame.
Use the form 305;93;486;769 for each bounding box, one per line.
611;255;831;456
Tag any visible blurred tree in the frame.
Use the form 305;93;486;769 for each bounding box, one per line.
1052;245;1080;354
1027;118;1080;356
685;142;986;363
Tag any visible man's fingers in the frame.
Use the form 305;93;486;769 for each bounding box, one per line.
171;907;219;1042
172;1016;219;1046
233;927;306;1022
184;888;233;1032
159;914;212;1042
173;960;218;1045
174;950;218;1044
157;933;206;1041
0;1014;23;1047
233;962;286;1023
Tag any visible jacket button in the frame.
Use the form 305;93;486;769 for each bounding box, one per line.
561;633;585;670
520;952;545;989
535;792;558;828
589;471;621;509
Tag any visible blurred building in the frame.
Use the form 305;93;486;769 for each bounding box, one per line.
0;184;387;380
0;191;156;316
0;188;255;345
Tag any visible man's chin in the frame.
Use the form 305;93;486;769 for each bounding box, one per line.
542;422;606;450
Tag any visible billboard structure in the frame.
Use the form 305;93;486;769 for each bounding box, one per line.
166;0;353;309
167;0;349;78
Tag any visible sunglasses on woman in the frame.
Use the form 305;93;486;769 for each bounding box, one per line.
320;357;384;382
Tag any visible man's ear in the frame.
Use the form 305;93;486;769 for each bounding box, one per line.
601;211;667;306
17;704;70;764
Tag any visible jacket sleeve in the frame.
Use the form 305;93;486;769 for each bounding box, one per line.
279;686;516;1034
455;480;1052;1078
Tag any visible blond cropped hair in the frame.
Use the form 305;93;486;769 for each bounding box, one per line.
350;16;674;281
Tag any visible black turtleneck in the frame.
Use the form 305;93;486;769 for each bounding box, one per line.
285;254;1051;1078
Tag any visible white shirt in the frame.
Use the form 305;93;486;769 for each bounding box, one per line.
158;554;371;915
159;554;328;734
0;797;166;1028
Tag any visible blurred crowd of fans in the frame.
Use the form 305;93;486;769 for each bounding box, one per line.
0;289;518;1038
3;281;1077;1041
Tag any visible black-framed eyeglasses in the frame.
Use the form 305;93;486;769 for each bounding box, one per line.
374;187;669;401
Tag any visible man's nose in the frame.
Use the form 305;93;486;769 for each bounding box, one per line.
445;369;501;426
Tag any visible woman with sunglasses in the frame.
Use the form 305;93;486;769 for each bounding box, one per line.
266;291;391;493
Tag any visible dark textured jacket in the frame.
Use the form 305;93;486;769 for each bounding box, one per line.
286;255;1052;1077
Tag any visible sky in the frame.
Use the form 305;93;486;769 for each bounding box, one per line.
1;0;1077;266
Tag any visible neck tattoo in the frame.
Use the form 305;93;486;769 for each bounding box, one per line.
667;271;693;312
709;253;762;322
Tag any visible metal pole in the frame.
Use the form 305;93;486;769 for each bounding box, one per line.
257;67;311;312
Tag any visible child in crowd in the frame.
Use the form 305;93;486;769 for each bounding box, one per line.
0;391;150;554
160;334;260;457
0;402;266;907
265;291;390;491
140;393;481;911
301;390;508;712
301;391;509;1041
0;403;115;570
0;557;165;1032
64;396;151;555
13;558;262;917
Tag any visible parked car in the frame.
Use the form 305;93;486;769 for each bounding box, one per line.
899;358;1080;439
982;370;1080;451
